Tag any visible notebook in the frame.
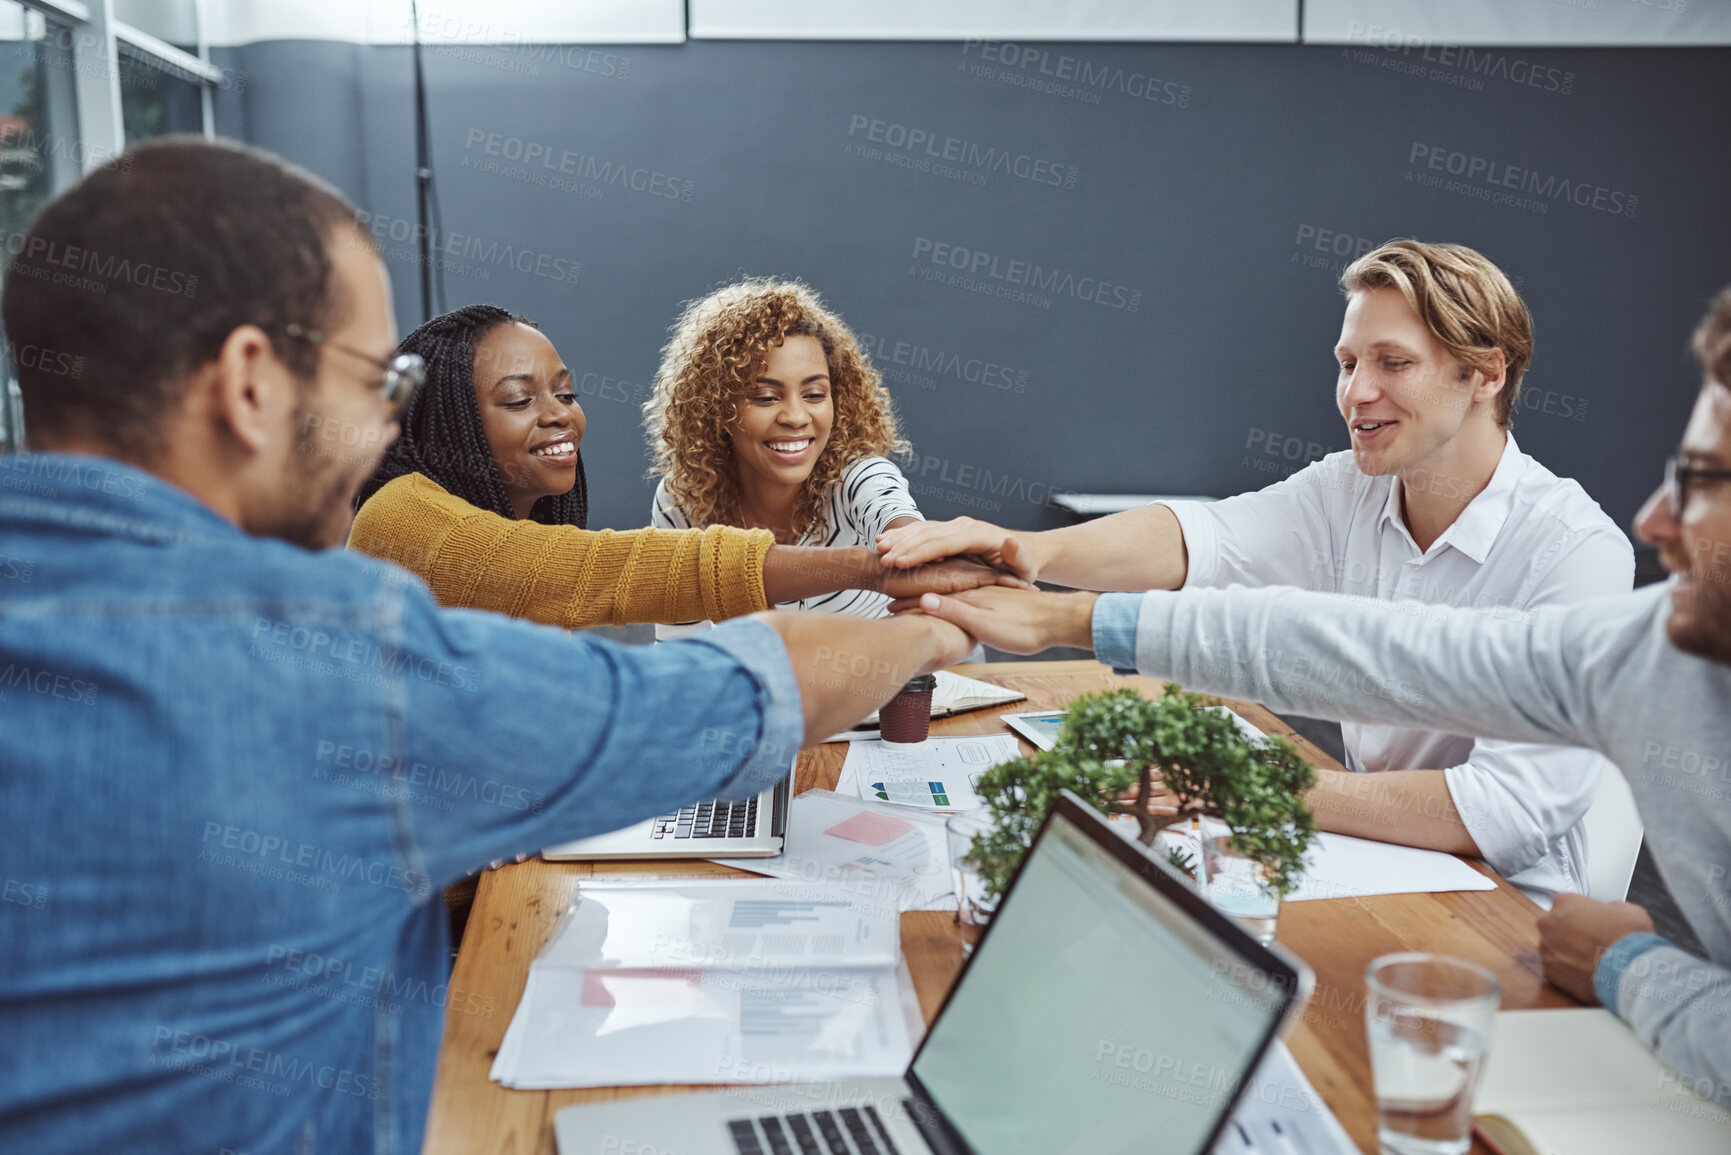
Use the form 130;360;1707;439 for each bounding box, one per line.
1474;1008;1731;1155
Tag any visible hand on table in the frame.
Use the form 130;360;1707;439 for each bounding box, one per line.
892;587;1099;656
1536;893;1656;1004
875;553;1033;601
877;517;1042;583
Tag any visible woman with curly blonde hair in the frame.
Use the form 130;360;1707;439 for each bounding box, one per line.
645;279;923;636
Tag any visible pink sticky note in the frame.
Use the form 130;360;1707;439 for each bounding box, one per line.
826;810;917;847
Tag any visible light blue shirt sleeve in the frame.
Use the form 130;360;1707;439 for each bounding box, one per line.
1091;592;1144;675
1596;931;1672;1009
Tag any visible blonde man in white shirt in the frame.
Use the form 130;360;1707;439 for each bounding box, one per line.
878;240;1634;902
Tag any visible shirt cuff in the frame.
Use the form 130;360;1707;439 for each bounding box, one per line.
688;617;806;792
1092;592;1145;676
1595;931;1673;1012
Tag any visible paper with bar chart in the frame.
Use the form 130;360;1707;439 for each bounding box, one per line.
490;879;921;1088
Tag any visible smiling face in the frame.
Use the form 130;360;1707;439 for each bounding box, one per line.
1634;380;1731;664
730;333;833;507
471;321;584;519
1334;287;1505;478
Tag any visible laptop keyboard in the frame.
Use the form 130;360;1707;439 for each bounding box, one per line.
651;796;758;840
726;1105;902;1155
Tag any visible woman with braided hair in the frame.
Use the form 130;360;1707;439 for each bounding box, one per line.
348;303;1015;634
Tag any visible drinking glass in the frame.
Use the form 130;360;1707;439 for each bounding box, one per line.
944;811;997;954
1200;827;1280;944
1364;953;1500;1155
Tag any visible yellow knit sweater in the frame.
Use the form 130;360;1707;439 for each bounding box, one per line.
347;473;775;629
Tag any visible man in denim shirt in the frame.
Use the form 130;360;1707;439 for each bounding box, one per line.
0;139;974;1153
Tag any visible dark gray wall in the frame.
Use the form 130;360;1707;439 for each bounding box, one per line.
213;39;1731;545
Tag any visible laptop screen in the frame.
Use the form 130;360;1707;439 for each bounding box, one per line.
909;810;1290;1155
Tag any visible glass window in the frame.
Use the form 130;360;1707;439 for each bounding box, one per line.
0;1;83;454
119;50;203;144
0;2;81;246
113;0;198;56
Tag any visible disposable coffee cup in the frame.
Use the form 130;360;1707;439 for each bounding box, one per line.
879;674;938;744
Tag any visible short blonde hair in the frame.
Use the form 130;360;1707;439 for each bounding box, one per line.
643;278;908;540
1693;286;1731;389
1341;240;1532;429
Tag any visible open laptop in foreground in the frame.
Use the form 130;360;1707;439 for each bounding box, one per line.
552;790;1312;1155
542;767;792;861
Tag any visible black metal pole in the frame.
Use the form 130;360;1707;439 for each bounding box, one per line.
410;0;432;324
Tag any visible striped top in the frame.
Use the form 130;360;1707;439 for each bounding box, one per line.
651;456;923;640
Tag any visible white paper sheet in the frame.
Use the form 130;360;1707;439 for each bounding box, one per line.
490;877;923;1089
492;963;915;1088
1286;831;1497;901
1215;1040;1358;1154
713;790;956;913
840;733;1020;812
1163;818;1497;902
543;878;902;970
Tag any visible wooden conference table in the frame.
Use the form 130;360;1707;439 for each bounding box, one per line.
425;661;1578;1155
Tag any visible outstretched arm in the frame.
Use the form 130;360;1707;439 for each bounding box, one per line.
877;503;1189;591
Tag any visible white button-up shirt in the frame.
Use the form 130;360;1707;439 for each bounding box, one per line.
1161;435;1634;900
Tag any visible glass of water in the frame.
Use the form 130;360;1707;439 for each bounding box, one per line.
1200;829;1280;944
1364;953;1500;1155
944;811;997;954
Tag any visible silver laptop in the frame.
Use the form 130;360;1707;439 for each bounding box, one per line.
542;768;793;861
552;791;1312;1155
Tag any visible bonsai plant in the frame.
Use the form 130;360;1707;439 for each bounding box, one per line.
967;685;1319;902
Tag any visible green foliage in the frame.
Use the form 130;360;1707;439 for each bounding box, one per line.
968;685;1318;901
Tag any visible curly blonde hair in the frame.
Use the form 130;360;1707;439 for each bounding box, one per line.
644;278;910;541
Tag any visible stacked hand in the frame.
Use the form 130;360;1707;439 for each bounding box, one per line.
877;517;1042;583
874;551;1034;600
888;586;1099;656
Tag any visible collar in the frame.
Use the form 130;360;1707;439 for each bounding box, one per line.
1379;433;1526;564
0;451;242;545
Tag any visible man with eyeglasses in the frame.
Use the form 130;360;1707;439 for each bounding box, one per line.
0;139;978;1150
912;289;1731;1103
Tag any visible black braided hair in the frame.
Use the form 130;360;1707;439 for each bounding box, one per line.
356;304;588;527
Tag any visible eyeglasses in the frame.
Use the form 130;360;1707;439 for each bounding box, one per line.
1663;456;1731;519
282;322;425;418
